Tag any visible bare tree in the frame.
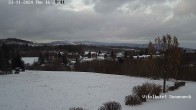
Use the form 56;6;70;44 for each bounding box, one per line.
152;35;182;93
147;41;156;55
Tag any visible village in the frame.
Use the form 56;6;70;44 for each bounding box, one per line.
24;48;161;71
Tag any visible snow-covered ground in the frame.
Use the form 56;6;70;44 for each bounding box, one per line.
0;71;195;110
22;57;38;65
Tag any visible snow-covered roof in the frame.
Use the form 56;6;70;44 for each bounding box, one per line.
81;58;94;62
84;51;97;55
116;53;124;58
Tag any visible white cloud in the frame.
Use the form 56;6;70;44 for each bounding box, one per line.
174;0;196;16
0;0;195;48
58;0;95;12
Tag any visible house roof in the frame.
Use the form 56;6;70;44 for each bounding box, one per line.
116;53;124;58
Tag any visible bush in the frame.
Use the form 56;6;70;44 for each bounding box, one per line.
125;94;142;106
168;86;175;91
69;107;86;110
132;83;152;102
151;85;162;96
132;85;147;102
174;81;186;89
98;101;122;110
168;81;186;91
132;83;162;101
165;85;169;93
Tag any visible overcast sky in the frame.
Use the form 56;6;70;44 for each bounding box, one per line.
0;0;196;48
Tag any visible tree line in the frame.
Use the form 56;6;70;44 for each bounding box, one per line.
1;35;196;83
75;35;196;81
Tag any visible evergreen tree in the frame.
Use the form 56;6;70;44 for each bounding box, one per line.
111;50;116;60
44;52;50;62
124;51;128;58
11;52;25;71
1;43;10;59
38;54;45;65
75;55;80;68
0;49;11;72
0;43;11;73
62;55;68;65
88;51;91;58
139;50;145;55
57;51;62;58
98;50;102;56
104;54;108;59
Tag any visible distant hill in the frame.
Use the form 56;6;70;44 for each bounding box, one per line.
0;38;195;50
47;40;147;48
47;40;76;46
73;41;147;48
0;38;148;48
0;38;33;45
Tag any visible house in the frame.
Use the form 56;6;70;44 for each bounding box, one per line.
116;52;124;62
116;52;124;58
83;51;98;58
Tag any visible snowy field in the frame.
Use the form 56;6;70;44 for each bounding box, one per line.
22;57;38;65
0;71;195;110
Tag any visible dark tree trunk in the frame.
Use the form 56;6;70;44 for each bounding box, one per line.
163;74;166;93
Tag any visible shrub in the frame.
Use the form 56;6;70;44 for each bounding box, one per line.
165;85;169;93
125;94;142;106
143;83;154;94
168;86;175;91
98;101;122;110
132;83;153;101
174;81;186;89
181;81;186;86
132;83;162;101
69;107;86;110
150;76;160;80
132;85;147;102
168;81;186;91
174;82;180;89
151;85;162;96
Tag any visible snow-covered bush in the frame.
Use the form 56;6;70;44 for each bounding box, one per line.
168;81;186;91
174;81;186;89
132;83;162;101
125;94;142;106
69;107;86;110
0;70;12;75
98;101;122;110
151;84;162;96
132;84;148;102
168;86;175;91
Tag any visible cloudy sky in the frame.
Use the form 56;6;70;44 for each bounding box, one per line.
0;0;196;48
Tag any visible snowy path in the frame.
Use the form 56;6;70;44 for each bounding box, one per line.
0;71;195;110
